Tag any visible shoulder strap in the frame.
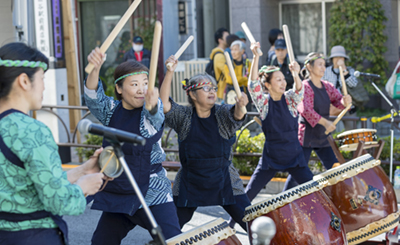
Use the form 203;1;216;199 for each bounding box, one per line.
0;109;25;169
212;51;223;60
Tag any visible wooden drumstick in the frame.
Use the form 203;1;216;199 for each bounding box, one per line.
241;22;263;56
100;152;115;174
166;35;194;69
148;21;162;92
282;25;295;64
325;103;352;134
85;0;142;74
253;116;262;126
339;66;348;96
224;52;247;114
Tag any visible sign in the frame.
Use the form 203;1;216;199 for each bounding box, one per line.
178;1;187;34
52;0;63;59
34;0;51;58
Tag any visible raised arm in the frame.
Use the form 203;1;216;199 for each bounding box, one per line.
160;55;178;113
86;47;106;90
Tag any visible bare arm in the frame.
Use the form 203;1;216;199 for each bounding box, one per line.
250;42;261;81
160;55;178;113
86;47;105;90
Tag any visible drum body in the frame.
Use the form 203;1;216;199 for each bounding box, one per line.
337;129;377;151
244;181;347;245
166;218;241;245
98;146;123;178
314;154;399;245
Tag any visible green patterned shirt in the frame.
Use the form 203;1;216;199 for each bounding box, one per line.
0;111;86;231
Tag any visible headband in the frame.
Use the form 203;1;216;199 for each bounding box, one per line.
259;66;280;74
114;71;149;84
0;58;48;71
181;80;212;95
304;56;325;65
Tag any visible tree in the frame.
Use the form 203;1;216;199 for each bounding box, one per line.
329;0;388;93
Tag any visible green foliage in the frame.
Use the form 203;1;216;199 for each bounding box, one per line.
328;0;388;93
233;129;264;176
133;17;156;51
99;66;118;99
76;134;103;161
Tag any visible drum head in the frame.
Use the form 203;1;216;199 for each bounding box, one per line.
337;128;376;138
98;146;123;178
313;154;379;188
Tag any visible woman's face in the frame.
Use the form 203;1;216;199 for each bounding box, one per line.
309;58;326;79
190;81;217;108
116;73;148;110
231;44;244;61
265;71;286;95
29;69;45;110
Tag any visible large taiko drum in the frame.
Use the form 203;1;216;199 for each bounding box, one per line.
166;218;242;245
337;129;377;151
313;154;400;245
243;180;347;245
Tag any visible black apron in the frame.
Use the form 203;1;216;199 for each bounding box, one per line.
300;80;331;148
91;104;163;215
261;96;306;170
175;106;235;207
0;109;69;243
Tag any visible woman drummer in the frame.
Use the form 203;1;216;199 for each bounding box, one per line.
84;48;181;244
160;56;251;231
0;42;104;245
283;52;352;190
239;42;314;204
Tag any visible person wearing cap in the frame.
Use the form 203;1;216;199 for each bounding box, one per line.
123;35;151;68
266;28;284;66
270;39;295;90
322;45;358;116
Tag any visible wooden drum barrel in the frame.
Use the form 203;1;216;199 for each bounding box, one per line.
243;180;347;244
166;218;242;245
313;154;400;245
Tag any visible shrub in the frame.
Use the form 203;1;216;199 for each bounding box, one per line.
76;134;103;161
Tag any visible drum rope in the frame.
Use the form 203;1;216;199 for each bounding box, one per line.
174;221;229;245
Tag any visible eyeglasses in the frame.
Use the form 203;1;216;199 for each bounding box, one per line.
192;85;218;92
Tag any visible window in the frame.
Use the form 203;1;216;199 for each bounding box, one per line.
280;0;334;61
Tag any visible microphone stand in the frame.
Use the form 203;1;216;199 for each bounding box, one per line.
370;79;399;183
109;141;166;245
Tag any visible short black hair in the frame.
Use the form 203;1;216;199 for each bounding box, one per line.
226;34;239;47
0;42;49;100
214;27;229;44
268;28;283;45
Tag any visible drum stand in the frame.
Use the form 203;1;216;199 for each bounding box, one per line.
110;141;167;245
370;80;399;183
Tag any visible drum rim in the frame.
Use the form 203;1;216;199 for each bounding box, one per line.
313;154;379;188
165;218;236;245
243;180;322;222
337;128;377;138
338;141;378;151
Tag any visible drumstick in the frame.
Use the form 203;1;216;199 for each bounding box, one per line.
100;152;115;174
166;35;194;69
282;25;295;64
85;0;142;74
253;116;262;126
224;52;247;114
241;22;263;56
339;66;348;96
325;104;352;134
148;21;162;92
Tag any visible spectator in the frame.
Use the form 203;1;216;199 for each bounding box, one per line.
224;34;240;60
235;31;248;59
210;27;230;100
223;40;250;105
269;39;295;90
322;45;358;116
123;36;151;68
266;28;284;66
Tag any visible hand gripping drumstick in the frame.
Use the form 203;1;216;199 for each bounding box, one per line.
324;103;352;135
166;35;194;69
241;22;263;56
85;152;115;197
148;21;162;92
339;66;348;96
253;116;262;126
224;52;247;114
85;0;142;74
282;25;295;64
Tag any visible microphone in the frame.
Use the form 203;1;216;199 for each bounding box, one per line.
354;71;381;79
251;216;276;245
78;119;146;146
